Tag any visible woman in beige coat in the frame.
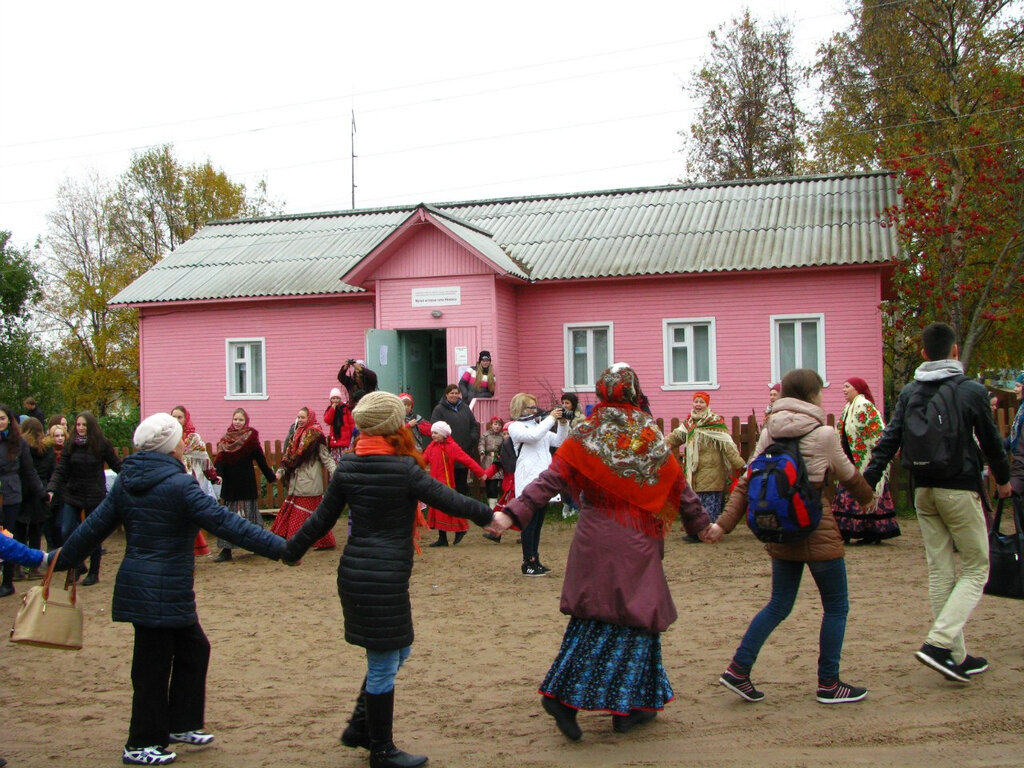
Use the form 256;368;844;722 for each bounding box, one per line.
706;369;875;706
270;406;338;549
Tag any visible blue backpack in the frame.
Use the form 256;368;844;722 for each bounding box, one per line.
745;428;823;544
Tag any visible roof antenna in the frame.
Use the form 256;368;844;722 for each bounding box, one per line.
351;109;357;209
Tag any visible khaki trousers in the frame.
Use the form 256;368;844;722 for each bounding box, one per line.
914;487;989;662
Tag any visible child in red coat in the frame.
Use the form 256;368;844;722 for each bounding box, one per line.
422;421;487;547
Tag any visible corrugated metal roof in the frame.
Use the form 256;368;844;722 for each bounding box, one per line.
110;171;899;305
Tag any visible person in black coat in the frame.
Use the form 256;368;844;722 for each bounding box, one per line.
338;358;379;400
50;412;288;767
46;410;122;585
430;384;480;496
284;392;494;768
16;417;55;572
0;404;46;597
211;407;277;562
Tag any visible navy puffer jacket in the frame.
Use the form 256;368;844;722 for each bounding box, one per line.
284;453;493;650
55;451;285;627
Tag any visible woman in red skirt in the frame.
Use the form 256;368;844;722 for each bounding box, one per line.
422;421;487;547
271;406;338;549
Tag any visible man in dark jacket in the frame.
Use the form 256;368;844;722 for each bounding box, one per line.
864;323;1011;684
51;412;287;767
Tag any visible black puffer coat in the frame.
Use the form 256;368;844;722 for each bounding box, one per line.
284;453;493;650
47;438;122;509
55;451;285;627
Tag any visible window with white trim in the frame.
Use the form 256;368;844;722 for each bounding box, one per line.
564;323;612;390
663;318;716;387
226;338;266;398
771;314;826;382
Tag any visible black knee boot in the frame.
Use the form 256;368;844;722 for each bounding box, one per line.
452;531;465;545
340;678;370;749
428;531;448;547
365;688;427;768
0;562;14;597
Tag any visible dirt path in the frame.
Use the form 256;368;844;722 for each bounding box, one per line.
3;518;1022;767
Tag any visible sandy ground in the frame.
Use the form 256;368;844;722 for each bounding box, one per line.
3;515;1023;768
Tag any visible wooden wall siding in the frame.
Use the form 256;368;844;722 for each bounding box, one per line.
512;266;884;422
369;225;493;281
138;297;374;443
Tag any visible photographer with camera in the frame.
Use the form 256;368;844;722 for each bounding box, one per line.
508;393;569;576
337;358;378;401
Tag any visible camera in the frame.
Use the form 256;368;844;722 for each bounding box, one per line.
562;410;576;421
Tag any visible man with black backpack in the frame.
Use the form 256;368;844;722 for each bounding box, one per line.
864;322;1011;684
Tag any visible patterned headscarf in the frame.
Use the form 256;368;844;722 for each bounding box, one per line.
216;411;260;465
280;407;325;483
550;363;683;538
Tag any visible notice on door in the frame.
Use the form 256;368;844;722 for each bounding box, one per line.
411;286;461;307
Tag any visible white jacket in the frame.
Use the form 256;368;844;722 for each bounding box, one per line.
509;415;568;495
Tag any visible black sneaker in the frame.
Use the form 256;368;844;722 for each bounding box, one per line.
915;643;970;682
960;655;989;676
535;562;552;574
816;679;867;704
122;746;176;765
719;671;765;702
522;561;547;576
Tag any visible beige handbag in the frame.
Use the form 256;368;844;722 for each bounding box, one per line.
9;548;84;650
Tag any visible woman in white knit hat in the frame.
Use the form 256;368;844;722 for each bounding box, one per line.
283;391;496;768
49;412;288;766
422;420;489;547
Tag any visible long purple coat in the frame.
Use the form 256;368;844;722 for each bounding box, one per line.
505;468;708;633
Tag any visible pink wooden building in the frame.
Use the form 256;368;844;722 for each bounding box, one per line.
111;172;898;444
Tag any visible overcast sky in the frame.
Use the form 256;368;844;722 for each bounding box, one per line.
0;0;852;249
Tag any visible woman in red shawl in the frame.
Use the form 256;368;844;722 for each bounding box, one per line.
211;408;277;562
422;421;488;547
271;406;338;549
493;363;712;741
171;406;217;557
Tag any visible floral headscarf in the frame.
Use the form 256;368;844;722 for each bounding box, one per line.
279;407;325;484
215;410;260;465
550;363;682;538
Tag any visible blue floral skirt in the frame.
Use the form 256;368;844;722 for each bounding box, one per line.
539;617;674;714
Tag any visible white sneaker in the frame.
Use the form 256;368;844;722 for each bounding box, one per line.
122;746;176;765
169;730;215;746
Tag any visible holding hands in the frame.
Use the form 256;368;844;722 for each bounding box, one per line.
486;510;514;538
701;523;724;544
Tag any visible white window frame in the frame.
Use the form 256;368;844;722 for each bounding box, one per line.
225;337;269;400
770;313;828;386
563;322;614;392
661;317;718;390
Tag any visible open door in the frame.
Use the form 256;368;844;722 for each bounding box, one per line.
365;329;402;395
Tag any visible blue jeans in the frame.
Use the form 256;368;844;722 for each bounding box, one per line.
732;557;849;683
365;645;412;694
59;503;102;573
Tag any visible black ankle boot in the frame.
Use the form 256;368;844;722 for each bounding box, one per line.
541;696;581;741
0;563;13;598
340;678;370;749
365;689;427;768
213;548;232;562
453;531;465;545
428;532;448;547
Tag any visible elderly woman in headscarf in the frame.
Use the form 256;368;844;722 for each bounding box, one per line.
832;377;900;545
666;391;744;539
491;363;712;741
271;406;338;549
283;392;495;768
